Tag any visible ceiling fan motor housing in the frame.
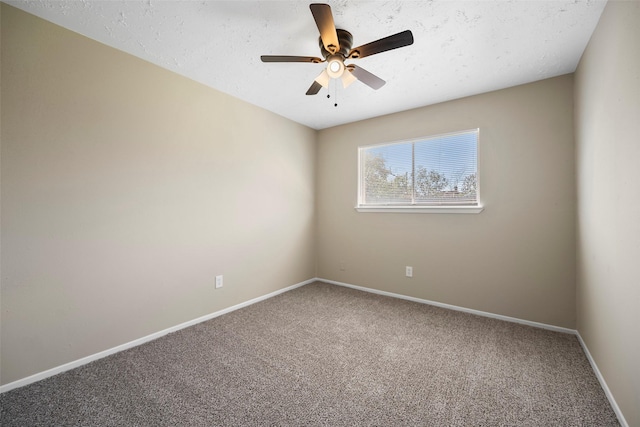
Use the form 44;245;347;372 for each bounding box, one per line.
319;29;353;59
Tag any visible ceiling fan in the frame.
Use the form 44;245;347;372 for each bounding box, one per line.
260;3;414;95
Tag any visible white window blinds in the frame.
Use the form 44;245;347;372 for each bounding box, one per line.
359;129;479;207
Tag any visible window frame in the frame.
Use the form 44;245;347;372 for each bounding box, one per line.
356;129;483;214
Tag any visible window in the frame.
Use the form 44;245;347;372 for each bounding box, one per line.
357;129;482;213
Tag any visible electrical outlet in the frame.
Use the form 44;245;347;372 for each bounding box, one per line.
215;275;223;289
405;266;413;277
339;262;346;271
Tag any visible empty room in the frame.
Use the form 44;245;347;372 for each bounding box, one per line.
1;0;638;425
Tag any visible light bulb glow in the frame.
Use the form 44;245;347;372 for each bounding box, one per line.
326;56;345;79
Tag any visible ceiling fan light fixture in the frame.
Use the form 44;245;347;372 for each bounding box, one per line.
326;56;345;79
341;69;356;88
315;69;330;88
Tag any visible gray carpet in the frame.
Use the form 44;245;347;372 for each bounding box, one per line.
0;281;619;426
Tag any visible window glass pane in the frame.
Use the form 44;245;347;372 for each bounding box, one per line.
363;143;412;204
359;129;478;207
414;132;477;204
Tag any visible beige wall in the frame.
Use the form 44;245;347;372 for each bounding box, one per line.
575;1;640;425
0;4;316;385
317;75;576;328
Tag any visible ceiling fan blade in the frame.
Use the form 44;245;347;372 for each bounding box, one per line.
348;30;414;59
261;55;322;63
306;81;323;96
310;3;340;54
349;65;386;90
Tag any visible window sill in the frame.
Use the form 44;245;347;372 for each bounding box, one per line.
355;205;484;214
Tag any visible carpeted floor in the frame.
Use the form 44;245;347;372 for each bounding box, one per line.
0;281;619;426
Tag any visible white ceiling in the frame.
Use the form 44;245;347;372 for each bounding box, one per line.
6;0;607;130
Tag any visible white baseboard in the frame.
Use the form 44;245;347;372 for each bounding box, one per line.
318;278;576;334
0;278;315;394
575;332;629;427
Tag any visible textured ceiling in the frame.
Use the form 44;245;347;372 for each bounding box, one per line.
6;0;607;130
